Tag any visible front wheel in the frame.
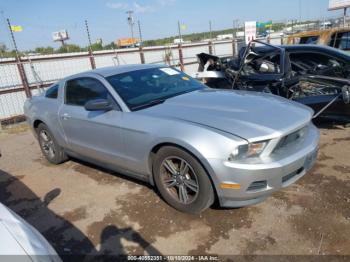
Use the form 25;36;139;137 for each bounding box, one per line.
153;146;215;214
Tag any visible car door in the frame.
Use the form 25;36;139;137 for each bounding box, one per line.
239;47;287;96
58;76;126;167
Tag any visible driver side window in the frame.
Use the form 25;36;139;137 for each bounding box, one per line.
65;78;109;106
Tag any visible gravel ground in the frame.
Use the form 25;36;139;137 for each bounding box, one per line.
0;123;349;259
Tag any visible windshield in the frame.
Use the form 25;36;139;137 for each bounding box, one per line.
107;67;205;111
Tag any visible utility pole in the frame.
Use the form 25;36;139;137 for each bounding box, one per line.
126;11;135;40
299;0;302;23
138;20;143;46
209;20;213;40
177;20;182;42
233;19;239;38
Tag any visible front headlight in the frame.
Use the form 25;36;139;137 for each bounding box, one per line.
229;141;268;161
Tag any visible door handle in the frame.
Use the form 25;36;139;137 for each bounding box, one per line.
61;113;71;120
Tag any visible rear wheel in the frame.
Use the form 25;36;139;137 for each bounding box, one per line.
153;146;214;214
37;123;68;165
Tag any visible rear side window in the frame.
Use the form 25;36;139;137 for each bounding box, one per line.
45;85;59;99
299;36;319;44
65;78;109;106
330;32;350;50
339;32;350;50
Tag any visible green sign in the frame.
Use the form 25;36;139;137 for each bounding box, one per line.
256;21;272;28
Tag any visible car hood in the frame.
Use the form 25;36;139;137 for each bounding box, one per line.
0;203;60;260
139;89;313;141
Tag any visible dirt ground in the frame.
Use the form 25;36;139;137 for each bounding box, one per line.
0;123;349;259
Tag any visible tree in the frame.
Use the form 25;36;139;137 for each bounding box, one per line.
0;43;7;58
34;46;54;55
0;43;6;52
57;44;82;53
90;42;103;51
103;42;117;50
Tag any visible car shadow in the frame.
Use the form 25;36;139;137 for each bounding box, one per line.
70;158;239;213
313;118;350;129
0;169;162;261
69;157;154;190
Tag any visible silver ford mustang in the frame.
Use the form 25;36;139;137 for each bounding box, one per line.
24;64;319;213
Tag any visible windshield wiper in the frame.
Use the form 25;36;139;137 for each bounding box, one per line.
132;99;167;111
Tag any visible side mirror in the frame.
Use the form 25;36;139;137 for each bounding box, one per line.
84;99;113;111
342;86;350;104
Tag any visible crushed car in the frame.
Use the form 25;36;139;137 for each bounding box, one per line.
195;41;350;122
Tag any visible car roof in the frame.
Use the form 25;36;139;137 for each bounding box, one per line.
283;44;350;59
282;44;337;52
288;27;350;38
252;44;350;61
92;64;164;77
66;63;166;79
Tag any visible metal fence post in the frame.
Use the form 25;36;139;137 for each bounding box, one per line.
89;51;96;69
178;44;185;71
232;39;237;57
16;57;31;98
139;46;145;64
208;41;213;55
85;20;96;69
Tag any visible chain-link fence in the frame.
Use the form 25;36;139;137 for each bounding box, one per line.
0;40;239;124
2;12;350;125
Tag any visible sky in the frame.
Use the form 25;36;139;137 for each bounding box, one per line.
0;0;344;50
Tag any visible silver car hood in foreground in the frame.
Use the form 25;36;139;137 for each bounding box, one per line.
0;203;60;261
139;89;313;142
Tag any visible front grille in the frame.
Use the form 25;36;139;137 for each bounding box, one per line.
282;168;304;183
247;180;267;191
274;126;308;153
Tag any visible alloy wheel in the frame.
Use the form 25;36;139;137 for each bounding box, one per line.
39;130;56;159
160;157;199;204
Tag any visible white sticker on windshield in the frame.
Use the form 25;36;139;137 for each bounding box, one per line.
159;68;180;76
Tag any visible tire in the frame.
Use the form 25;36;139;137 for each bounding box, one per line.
153;146;215;214
37;123;68;165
